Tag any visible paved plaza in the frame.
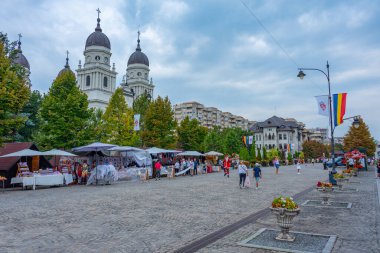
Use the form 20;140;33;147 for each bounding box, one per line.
0;164;379;252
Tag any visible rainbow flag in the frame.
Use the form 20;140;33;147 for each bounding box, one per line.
333;93;347;127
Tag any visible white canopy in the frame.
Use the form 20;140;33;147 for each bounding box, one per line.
108;146;144;152
146;147;180;155
42;149;77;156
204;151;224;156
176;151;204;157
0;149;44;158
72;142;117;152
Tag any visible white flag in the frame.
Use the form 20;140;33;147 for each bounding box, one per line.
134;114;140;131
248;136;253;145
315;95;329;117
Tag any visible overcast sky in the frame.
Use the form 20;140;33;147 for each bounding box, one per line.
1;0;379;140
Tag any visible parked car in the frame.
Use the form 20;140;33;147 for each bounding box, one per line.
326;156;346;167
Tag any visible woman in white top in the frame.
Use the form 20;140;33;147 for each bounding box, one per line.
238;161;248;188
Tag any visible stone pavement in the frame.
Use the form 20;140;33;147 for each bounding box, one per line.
197;167;380;253
0;164;326;253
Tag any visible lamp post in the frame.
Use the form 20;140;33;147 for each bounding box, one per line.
342;115;360;129
297;61;337;174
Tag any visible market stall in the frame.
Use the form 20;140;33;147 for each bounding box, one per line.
204;151;223;173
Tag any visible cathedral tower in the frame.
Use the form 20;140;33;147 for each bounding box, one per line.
76;9;117;110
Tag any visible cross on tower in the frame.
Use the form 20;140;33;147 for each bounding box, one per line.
18;33;22;42
66;50;69;59
96;8;101;19
137;30;140;40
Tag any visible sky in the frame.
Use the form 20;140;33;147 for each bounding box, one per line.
1;0;379;140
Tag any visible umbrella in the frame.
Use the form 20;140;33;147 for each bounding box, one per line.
72;142;117;185
204;151;224;156
176;151;204;156
42;149;77;156
108;146;144;152
0;149;44;158
146;147;180;155
72;142;117;152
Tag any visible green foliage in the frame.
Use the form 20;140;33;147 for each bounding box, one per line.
239;146;249;161
299;151;305;159
16;90;43;141
222;127;245;154
133;93;151;145
280;150;285;160
249;144;256;161
0;33;30;144
142;96;177;149
267;148;280;161
287;152;293;163
343;118;376;156
257;148;262;161
262;146;268;160
177;116;207;151
202;126;224;152
35;69;92;150
101;88;138;146
302;140;327;159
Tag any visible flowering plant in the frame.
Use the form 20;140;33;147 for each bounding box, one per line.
317;181;332;188
0;176;7;181
333;173;345;179
272;196;298;210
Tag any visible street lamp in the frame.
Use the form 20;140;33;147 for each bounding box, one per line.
297;61;337;174
343;115;361;129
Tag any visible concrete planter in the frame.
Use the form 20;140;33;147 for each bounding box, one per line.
335;178;345;189
317;187;334;205
270;208;300;242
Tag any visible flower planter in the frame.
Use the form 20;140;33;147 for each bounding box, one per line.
270;208;300;242
317;187;334;205
335;178;345;189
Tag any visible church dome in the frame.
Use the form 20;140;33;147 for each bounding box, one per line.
85;17;111;49
13;40;30;70
128;35;149;66
58;53;74;76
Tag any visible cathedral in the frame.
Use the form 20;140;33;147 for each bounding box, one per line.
76;10;154;110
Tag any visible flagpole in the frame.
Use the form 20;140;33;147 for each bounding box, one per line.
297;61;337;176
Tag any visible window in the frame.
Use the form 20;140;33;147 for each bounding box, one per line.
284;144;287;150
265;134;267;140
137;72;142;76
95;55;100;61
103;77;108;87
279;134;282;140
284;134;287;140
86;76;90;86
272;133;275;140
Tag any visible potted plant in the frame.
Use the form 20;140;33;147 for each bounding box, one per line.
333;173;346;189
270;196;300;242
316;181;333;205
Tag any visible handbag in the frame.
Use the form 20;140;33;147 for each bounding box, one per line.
244;174;251;188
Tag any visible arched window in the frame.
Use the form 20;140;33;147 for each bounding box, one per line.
265;134;267;140
103;77;108;87
272;133;275;139
86;76;90;86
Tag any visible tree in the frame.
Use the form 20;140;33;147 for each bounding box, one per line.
202;126;224;152
133;93;151;146
257;148;262;161
249;144;256;162
16;90;43;141
141;96;177;148
222;127;245;155
267;148;280;162
302;140;327;159
177;116;207;151
343;118;376;156
0;33;30;144
287;152;293;164
35;69;92;150
100;87;138;146
262;146;268;160
239;146;249;161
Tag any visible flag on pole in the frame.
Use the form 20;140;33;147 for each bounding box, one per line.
315;95;329;117
248;136;253;145
134;114;141;131
333;93;347;127
242;136;247;145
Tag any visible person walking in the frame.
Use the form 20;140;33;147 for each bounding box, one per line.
376;159;380;178
311;158;315;166
253;163;262;189
223;155;231;178
193;159;198;175
297;160;302;174
238;161;248;188
155;160;162;180
174;160;180;174
274;157;280;175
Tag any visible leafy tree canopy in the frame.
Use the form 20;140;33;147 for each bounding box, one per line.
343;118;376;156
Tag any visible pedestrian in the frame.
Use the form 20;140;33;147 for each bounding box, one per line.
253;163;262;189
238;161;247;188
155;160;162;180
223;155;231;178
193;159;198;175
323;157;328;170
174;160;180;173
311;158;315;166
274;157;280;175
297;161;302;174
377;159;380;178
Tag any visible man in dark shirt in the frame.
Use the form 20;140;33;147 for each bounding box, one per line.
253;163;262;189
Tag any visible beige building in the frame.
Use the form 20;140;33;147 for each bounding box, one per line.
173;101;249;130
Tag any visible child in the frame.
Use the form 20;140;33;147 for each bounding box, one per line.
253;163;262;189
297;161;302;174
